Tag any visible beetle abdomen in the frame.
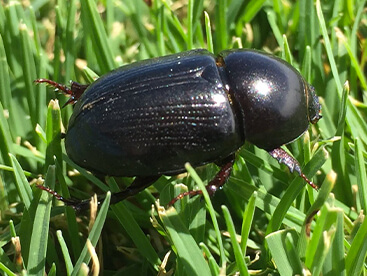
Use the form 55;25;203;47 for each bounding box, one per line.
65;50;243;176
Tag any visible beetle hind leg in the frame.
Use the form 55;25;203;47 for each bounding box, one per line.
37;175;161;211
168;155;235;206
34;79;89;106
109;175;161;205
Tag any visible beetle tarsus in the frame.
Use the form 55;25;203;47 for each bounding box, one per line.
36;184;82;207
168;155;235;206
268;148;318;190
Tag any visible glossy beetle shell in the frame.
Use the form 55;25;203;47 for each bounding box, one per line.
66;50;243;176
65;49;320;177
219;49;316;150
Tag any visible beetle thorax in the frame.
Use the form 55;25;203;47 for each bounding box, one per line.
219;49;311;150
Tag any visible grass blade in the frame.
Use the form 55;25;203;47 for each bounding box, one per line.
26;165;55;275
56;230;74;275
222;205;248;275
71;192;111;276
158;206;211;276
10;154;32;209
266;229;303;275
240;191;256;254
346;211;367;275
80;0;115;72
20;23;37;127
355;137;367;211
111;203;161;270
184;163;226;265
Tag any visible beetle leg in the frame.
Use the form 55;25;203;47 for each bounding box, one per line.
207;155;236;195
63;82;90;106
37;175;160;211
34;79;89;106
168;155;235;206
36;184;99;211
109;175;161;205
268;148;318;190
36;184;83;207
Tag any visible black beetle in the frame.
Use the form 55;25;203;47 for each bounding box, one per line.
36;49;321;209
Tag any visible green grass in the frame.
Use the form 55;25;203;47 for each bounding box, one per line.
0;0;367;275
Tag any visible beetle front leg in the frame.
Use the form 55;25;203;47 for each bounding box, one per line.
268;148;318;190
168;154;235;206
